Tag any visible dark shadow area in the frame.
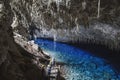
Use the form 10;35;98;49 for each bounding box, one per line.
67;41;120;74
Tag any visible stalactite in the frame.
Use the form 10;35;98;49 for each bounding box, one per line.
97;0;100;18
82;0;87;10
47;0;52;8
66;0;71;8
75;18;79;31
54;0;61;12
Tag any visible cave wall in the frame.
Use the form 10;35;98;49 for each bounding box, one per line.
0;0;120;79
28;0;120;50
10;0;120;50
10;0;33;38
0;0;45;80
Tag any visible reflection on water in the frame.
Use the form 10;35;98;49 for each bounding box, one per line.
35;38;120;80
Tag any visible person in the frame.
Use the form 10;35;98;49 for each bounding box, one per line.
49;58;55;67
46;65;51;76
51;58;55;66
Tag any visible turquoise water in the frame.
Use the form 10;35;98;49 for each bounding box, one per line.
35;39;120;80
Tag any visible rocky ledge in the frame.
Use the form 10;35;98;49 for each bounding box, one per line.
0;0;64;80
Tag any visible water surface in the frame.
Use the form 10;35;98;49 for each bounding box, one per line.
35;38;120;80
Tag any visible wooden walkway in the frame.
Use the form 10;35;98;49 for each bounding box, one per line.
46;58;61;80
13;32;61;80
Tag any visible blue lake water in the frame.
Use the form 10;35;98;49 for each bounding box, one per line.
35;38;120;80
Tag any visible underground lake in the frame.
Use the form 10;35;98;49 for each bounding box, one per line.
35;38;120;80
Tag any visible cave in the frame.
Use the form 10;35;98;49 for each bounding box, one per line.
0;0;120;80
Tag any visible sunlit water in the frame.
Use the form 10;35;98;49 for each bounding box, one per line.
35;38;120;80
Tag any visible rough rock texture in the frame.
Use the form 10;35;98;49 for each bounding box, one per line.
0;0;47;80
10;0;33;38
28;0;120;51
0;0;120;80
8;0;120;50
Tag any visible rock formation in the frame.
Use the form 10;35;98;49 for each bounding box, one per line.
26;0;120;51
7;0;120;51
0;0;120;79
0;0;46;80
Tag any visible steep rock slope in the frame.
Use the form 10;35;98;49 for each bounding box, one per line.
0;0;46;80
